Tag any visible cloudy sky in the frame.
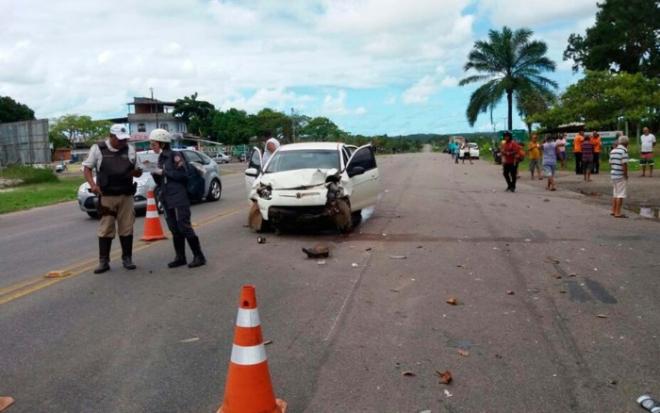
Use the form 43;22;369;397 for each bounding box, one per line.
1;0;599;135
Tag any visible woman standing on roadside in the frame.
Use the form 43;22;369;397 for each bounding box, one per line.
148;129;207;268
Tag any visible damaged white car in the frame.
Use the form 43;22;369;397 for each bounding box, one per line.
244;142;381;233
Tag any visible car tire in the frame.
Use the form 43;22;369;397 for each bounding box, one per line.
87;211;99;219
351;210;362;227
207;179;222;202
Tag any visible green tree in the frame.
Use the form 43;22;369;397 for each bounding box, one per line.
212;108;254;145
563;0;659;78
49;115;111;147
173;92;216;137
252;108;292;142
459;26;557;130
516;87;555;135
536;71;660;130
300;117;342;141
0;96;35;123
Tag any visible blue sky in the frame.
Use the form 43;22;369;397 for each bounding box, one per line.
0;0;599;135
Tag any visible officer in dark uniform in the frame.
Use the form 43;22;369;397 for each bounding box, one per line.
82;124;142;273
148;129;206;268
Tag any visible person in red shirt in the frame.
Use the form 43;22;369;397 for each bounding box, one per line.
501;131;522;192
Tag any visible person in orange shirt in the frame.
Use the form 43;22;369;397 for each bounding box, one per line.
526;134;542;180
591;131;602;174
573;129;584;175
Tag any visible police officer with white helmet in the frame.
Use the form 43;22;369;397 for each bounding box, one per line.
148;129;206;268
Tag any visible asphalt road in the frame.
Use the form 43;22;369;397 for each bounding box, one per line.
1;153;659;413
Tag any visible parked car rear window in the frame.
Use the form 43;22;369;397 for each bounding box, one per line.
265;150;339;173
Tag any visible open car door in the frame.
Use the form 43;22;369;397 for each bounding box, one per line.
244;147;262;197
345;144;380;211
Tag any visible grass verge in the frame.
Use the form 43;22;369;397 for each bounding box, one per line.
0;165;58;185
0;177;83;214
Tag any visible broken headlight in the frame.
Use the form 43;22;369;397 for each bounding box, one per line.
257;184;272;200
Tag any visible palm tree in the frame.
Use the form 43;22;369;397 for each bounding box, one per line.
459;26;557;130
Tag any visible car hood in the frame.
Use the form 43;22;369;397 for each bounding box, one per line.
259;168;339;190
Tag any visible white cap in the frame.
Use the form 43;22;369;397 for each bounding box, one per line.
110;124;130;140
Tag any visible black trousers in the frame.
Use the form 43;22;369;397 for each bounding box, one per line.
575;152;582;174
165;206;196;239
503;163;518;190
592;152;600;174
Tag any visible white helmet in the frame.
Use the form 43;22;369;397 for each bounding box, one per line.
149;128;171;143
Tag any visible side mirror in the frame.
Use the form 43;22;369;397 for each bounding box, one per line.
348;166;365;177
245;167;259;178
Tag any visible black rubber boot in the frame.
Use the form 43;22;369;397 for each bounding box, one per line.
187;236;206;268
119;235;136;270
168;235;187;268
94;237;112;274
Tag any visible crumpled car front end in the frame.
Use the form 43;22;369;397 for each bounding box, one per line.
248;168;353;231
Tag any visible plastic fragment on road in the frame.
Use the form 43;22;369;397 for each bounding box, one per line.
180;337;200;343
506;290;515;295
316;260;326;265
351;263;359;268
458;349;470;357
595;314;609;319
446;297;458;305
402;371;416;377
0;397;14;412
389;255;407;259
444;389;453;398
45;270;72;279
436;370;453;385
257;236;266;244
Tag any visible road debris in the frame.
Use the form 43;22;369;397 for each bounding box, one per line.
545;256;561;264
506;290;515;295
180;337;200;343
264;340;273;345
302;244;330;259
595;314;609;318
569;273;577;277
257;236;266;244
45;270;72;279
458;349;470;357
317;260;326;265
0;397;14;412
446;297;459;305
365;247;372;252
456;264;465;268
351;263;359;268
443;389;453;398
436;370;453;385
389;255;407;259
560;289;567;294
402;371;416;377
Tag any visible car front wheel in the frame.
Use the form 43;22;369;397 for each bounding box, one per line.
207;179;222;202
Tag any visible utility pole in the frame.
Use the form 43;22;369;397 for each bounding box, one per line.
291;107;296;143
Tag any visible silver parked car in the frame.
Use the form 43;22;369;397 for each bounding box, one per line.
78;149;223;218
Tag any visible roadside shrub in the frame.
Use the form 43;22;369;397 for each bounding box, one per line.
0;165;58;185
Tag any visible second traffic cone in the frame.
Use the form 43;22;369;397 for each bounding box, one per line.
217;285;287;413
141;190;166;241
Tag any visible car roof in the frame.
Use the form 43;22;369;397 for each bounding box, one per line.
277;142;341;152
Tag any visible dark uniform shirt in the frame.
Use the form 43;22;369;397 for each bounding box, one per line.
153;150;190;208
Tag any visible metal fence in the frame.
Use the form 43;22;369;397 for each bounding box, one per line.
0;119;50;166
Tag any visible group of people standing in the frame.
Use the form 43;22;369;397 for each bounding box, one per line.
82;125;206;274
571;129;603;178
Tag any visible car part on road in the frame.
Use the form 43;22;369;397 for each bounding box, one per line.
302;244;330;259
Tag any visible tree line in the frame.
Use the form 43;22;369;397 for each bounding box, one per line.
460;0;659;135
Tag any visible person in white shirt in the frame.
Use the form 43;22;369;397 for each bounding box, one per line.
640;127;656;177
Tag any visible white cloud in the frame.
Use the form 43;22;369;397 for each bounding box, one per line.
355;106;367;115
479;0;599;27
222;88;314;113
402;76;438;104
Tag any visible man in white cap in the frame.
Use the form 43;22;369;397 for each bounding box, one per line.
83;124;142;273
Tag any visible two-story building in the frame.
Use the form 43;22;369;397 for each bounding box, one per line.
125;97;187;140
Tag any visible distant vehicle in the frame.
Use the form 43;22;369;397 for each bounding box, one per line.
77;149;222;219
212;152;231;163
244;142;381;233
460;143;480;159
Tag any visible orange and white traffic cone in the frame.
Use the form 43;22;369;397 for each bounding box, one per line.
141;190;166;241
217;285;287;413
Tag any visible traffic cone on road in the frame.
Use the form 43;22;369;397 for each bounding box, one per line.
141;190;166;241
217;285;287;413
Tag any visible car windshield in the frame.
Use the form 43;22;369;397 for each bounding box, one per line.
265;150;339;173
